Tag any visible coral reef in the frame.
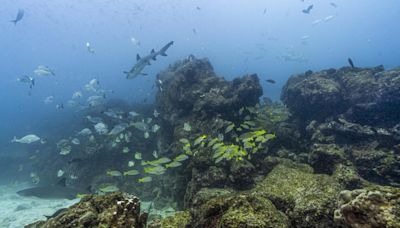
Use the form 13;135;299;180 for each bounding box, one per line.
334;186;400;227
25;192;148;228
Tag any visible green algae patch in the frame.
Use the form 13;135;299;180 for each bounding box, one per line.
158;211;192;228
254;163;344;227
194;193;289;227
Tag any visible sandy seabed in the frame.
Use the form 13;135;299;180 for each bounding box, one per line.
0;182;79;228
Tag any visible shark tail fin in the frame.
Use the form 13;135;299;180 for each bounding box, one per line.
136;54;141;61
151;49;155;54
11;136;17;143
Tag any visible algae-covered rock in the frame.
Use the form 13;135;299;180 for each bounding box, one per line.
334;186;400;227
193;192;289;228
254;163;344;227
308;143;345;174
25;192;147;228
148;211;191;228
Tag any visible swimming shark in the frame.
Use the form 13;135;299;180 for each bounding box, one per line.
11;9;24;25
17;178;89;199
124;41;174;79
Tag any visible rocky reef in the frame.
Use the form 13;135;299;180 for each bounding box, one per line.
281;66;400;187
24;59;400;227
26;192;147;228
334;186;400;227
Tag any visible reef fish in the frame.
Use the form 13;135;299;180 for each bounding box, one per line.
34;65;55;77
125;41;174;79
11;9;24;25
348;58;355;68
12;134;40;144
17;75;35;89
302;5;313;14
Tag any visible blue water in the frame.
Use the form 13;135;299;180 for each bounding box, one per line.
0;0;399;169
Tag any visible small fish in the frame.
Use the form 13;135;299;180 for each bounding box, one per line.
17;75;35;89
324;15;335;22
134;152;142;160
152;124;160;133
330;2;338;8
94;122;108;135
165;161;182;168
153;109;160;118
131;37;141;46
34;65;55;77
11;9;24;25
138;176;152;183
106;170;122;177
194;135;207;146
302;5;313;14
55;104;64;109
144;165;166;175
263;8;267;15
192;28;197;35
57;170;64;177
225;124;235;134
144;157;171;166
98;184;119;193
123;170;140;176
348;58;355;68
183;122;192;132
144;132;150;139
72;91;82;99
71;138;80;145
128;161;135;167
122;147;130;154
86;42;95;54
174;154;189;162
77;128;92;136
179;138;190;144
266;79;276;84
152;150;158;158
44;96;54;104
12;134;41;144
196;6;201;10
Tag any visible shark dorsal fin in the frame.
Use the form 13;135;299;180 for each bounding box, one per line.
136;54;141;61
151;49;155;54
56;177;67;187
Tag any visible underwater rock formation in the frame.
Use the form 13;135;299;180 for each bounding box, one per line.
281;66;400;186
156;57;262;123
154;56;264;207
334;186;400;227
282;65;400;127
25;192;147;228
253;161;344;227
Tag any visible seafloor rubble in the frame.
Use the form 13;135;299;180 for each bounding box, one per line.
26;59;400;227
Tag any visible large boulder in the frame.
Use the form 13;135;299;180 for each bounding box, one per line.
253;162;344;227
156;56;262;123
282;66;400;127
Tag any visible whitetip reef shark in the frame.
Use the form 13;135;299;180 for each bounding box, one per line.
125;41;174;79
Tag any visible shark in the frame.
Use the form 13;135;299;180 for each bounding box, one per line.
17;178;89;199
124;41;174;79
